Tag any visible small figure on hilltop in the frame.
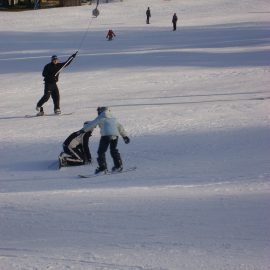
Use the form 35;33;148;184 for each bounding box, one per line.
36;52;77;116
106;29;116;41
146;7;151;24
58;127;92;168
83;107;130;175
172;13;178;31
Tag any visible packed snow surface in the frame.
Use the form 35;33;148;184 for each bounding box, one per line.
0;0;270;269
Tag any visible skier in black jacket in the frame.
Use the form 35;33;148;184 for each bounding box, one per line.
36;52;77;116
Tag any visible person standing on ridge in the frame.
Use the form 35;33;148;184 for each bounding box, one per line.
146;7;151;24
172;13;178;31
36;52;77;116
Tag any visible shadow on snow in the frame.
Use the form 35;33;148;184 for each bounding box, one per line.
0;22;269;74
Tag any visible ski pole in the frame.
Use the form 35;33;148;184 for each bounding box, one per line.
54;51;78;77
55;0;100;76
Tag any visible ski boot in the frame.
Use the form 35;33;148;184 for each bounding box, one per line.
95;167;108;175
111;156;123;172
36;106;44;116
58;152;69;168
55;109;61;115
58;156;67;169
36;111;44;116
111;166;123;172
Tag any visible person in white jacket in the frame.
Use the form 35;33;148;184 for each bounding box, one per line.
83;107;130;174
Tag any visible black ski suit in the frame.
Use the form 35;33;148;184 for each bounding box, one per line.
172;13;178;31
37;54;75;113
146;8;151;24
61;130;92;166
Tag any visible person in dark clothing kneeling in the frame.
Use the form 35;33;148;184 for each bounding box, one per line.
58;127;92;168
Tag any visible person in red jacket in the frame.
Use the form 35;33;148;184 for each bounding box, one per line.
106;29;116;41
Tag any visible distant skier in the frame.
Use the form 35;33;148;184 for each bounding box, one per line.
172;13;178;31
58;127;92;168
106;29;116;41
83;107;130;174
36;52;77;116
146;7;151;24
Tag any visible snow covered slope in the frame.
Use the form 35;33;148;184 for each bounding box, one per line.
0;0;270;269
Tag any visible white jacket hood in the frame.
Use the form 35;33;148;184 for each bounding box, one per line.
83;110;127;137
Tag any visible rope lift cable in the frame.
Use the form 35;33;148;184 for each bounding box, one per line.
77;0;100;52
55;0;100;76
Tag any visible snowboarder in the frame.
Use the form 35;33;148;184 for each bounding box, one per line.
36;52;77;116
83;107;130;174
106;29;116;41
146;7;151;24
58;127;92;168
172;13;178;31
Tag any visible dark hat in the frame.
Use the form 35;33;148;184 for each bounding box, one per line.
51;55;58;61
97;106;109;115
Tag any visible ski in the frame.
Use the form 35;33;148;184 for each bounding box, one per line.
25;112;73;118
78;166;137;178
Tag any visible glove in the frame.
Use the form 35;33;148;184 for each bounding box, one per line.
86;130;92;136
123;136;130;144
71;51;78;58
76;129;85;135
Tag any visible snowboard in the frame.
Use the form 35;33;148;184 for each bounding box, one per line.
78;166;137;178
25;112;73;118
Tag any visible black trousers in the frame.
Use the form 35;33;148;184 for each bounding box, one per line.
82;133;92;162
173;22;177;31
37;82;60;111
97;136;122;170
63;144;85;166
